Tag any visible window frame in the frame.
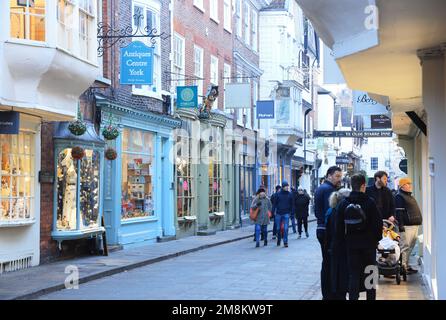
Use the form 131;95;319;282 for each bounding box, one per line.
193;45;204;98
210;0;219;23
193;0;205;12
371;157;379;171
223;0;232;32
243;1;250;46
208;127;223;214
236;0;242;38
251;8;258;52
9;0;47;43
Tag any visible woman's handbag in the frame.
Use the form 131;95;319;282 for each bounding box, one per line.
268;210;272;219
250;207;260;221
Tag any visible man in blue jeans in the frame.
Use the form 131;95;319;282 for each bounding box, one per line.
270;185;282;240
274;181;294;247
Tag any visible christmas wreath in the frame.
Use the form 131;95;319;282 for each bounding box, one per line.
71;146;85;160
105;147;118;160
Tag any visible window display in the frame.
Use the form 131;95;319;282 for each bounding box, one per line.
176;129;194;218
121;128;154;220
56;148;100;230
1;133;34;222
208;127;222;214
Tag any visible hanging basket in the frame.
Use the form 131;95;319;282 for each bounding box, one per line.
68;120;87;136
105;147;118;160
102;125;120;140
71;146;85;160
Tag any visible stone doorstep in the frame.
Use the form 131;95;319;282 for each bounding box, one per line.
156;236;176;243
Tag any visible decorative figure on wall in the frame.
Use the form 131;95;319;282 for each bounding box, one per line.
198;85;219;119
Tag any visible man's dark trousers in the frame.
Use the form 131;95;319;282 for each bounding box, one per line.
346;247;377;300
317;228;332;300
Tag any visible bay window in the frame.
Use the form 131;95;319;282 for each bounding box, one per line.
10;0;46;42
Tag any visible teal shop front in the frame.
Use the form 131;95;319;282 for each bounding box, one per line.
96;97;181;247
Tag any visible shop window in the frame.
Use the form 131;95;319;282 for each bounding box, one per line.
10;0;46;42
176;131;194;218
371;157;378;171
56;148;100;230
208;127;222;213
0;133;35;223
121;128;155;220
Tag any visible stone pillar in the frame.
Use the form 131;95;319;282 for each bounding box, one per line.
418;43;446;299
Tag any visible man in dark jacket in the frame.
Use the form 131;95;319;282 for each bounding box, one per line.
366;171;396;221
334;174;383;300
270;185;282;240
314;166;342;300
294;186;311;238
275;181;294;247
395;177;423;274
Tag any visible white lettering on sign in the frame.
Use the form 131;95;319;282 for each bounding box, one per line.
129;69;144;76
126;60;148;67
123;51;152;59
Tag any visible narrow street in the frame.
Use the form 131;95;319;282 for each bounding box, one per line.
36;222;427;300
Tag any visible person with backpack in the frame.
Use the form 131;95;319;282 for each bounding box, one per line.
395;178;423;275
366;171;396;221
314;166;343;300
250;186;273;247
270;185;282;240
294;186;311;238
334;174;383;300
325;188;351;300
275;181;294;248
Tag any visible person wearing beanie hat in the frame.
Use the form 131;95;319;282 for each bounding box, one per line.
395;177;422;275
251;186;272;247
282;180;289;188
274;180;294;247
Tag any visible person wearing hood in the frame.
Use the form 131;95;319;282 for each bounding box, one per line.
293;186;311;238
274;181;294;248
250;186;272;247
395;178;423;274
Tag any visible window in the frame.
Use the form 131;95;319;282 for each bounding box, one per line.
173;33;185;89
10;0;46;42
236;69;244;126
56;148;101;230
121;128;155;220
57;0;74;51
132;1;161;96
176;125;194;218
210;55;219;107
253;79;258;130
193;0;204;11
79;0;95;61
243;1;250;45
193;45;204;97
1;133;35;224
251;9;257;51
210;0;219;22
223;63;231;111
209;127;222;213
224;0;232;31
236;0;242;37
371;157;378;171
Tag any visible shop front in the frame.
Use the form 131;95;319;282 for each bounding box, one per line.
97;98;181;247
0;113;40;273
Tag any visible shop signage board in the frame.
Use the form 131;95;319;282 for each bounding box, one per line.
224;83;251;109
336;156;350;165
120;41;153;85
256;100;275;119
353;90;390;116
313;130;393;138
0;111;20;134
176;86;198;108
305;138;317;150
371;114;392;129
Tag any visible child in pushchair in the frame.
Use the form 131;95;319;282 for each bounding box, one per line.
376;219;407;284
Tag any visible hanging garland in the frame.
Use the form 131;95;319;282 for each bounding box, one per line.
102;113;120;140
68;107;87;136
71;146;86;160
105;147;118;160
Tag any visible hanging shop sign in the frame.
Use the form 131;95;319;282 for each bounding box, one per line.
0;111;20;134
256;100;275;119
177;86;198;108
336;156;350;165
120;41;153;85
224;83;251;109
353;91;390;116
371;114;392;129
399;159;408;174
313;130;393;138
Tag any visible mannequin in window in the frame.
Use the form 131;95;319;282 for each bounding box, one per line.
60;150;77;229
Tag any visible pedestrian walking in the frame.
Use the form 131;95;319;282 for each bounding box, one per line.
251;186;272;248
314;166;343;300
270;185;282;240
325;188;351;300
293;186;311;238
395;178;423;275
366;171;396;221
334;174;382;300
274;181;294;248
289;187;298;234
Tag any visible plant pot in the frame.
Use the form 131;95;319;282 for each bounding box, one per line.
68;120;87;136
102;126;120;140
105;147;118;160
71;146;85;160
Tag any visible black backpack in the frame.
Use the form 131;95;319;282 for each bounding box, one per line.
344;201;367;234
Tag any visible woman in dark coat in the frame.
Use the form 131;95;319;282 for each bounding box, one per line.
293;187;311;238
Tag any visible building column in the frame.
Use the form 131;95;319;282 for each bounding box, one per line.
418;44;446;299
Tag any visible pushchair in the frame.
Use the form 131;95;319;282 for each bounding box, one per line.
376;219;407;285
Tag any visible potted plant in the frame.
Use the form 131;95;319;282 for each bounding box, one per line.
105;147;118;160
68;108;87;136
71;146;85;160
102;113;120;140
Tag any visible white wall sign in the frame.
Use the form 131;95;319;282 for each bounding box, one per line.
224;83;251;109
353;91;390;116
